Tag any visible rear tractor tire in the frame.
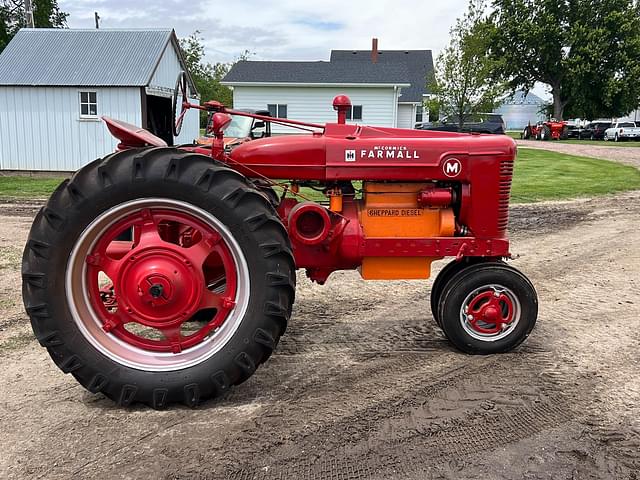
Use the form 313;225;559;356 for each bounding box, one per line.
522;126;531;140
436;262;537;354
22;147;296;407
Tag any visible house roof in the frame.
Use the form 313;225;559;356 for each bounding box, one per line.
0;28;195;91
330;49;434;102
222;60;410;87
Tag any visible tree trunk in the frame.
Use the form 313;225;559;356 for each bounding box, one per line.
551;84;564;120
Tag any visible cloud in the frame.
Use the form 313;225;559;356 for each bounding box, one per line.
59;0;551;99
293;18;344;31
60;0;466;62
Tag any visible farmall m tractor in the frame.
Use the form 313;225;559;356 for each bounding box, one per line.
22;73;538;407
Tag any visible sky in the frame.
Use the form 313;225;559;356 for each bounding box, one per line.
58;0;550;99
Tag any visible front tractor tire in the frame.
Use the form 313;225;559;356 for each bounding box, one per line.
22;147;295;407
430;258;483;327
436;262;537;354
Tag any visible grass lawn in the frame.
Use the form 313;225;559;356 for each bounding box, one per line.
0;176;64;199
0;149;639;204
511;148;640;202
506;131;521;140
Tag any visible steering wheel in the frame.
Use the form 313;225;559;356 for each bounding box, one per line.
172;71;189;137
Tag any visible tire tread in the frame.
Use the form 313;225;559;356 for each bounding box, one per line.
22;147;296;408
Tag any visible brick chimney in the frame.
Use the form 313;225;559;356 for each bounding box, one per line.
371;38;378;63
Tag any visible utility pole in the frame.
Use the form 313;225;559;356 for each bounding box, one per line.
24;0;35;28
94;12;100;29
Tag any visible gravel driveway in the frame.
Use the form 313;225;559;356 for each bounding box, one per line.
517;139;640;169
1;140;639;479
1;191;640;479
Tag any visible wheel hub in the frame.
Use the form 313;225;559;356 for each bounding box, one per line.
68;201;250;367
116;247;204;327
481;305;500;323
460;284;520;340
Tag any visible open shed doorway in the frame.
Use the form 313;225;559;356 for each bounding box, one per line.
144;94;173;146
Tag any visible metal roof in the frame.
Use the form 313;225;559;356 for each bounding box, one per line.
0;28;188;87
222;60;410;87
501;90;546;105
330;50;434;102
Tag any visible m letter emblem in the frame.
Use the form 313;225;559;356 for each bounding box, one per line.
345;150;356;162
443;158;461;177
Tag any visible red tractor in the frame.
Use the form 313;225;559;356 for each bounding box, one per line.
522;120;568;140
22;73;538;407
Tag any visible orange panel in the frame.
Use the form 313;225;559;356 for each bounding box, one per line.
360;182;455;237
360;257;434;280
358;182;455;280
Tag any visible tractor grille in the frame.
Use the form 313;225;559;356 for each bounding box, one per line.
497;158;514;233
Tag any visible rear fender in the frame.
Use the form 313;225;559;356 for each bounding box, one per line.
102;116;168;150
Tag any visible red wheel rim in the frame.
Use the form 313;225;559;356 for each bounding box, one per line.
86;207;237;353
460;284;520;341
66;199;251;371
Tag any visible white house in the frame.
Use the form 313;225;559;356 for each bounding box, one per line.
0;28;199;172
222;42;433;133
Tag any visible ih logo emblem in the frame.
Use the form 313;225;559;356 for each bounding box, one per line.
443;158;462;177
345;150;356;162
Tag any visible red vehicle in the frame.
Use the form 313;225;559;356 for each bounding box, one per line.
522;120;568;140
22;73;538;407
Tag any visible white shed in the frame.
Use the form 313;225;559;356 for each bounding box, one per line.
0;28;199;172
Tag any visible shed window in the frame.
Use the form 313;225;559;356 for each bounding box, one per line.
79;91;98;117
416;105;423;123
346;105;363;121
267;104;287;118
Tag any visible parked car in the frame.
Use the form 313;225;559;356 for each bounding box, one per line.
579;122;611;140
196;109;272;147
418;113;506;134
604;122;640;141
565;124;587;139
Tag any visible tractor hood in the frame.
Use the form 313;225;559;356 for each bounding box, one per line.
229;123;517;182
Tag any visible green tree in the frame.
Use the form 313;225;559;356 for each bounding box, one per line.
428;0;505;129
486;0;640;120
0;0;68;53
179;31;252;127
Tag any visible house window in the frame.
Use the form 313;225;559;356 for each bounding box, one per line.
79;91;98;118
346;105;363;121
267;104;287;118
416;105;424;123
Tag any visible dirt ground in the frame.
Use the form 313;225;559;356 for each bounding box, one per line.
517;139;640;169
1;189;640;479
